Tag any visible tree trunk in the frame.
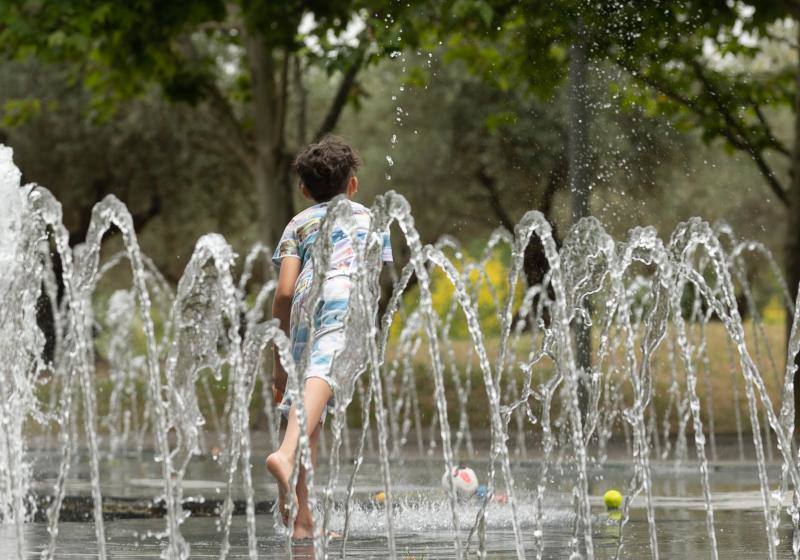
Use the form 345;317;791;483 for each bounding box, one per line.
790;25;800;434
245;34;293;248
568;23;592;412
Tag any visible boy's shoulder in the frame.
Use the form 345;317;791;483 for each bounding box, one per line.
348;200;370;214
292;200;370;223
289;204;327;227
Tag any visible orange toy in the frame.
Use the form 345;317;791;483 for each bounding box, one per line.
272;383;285;404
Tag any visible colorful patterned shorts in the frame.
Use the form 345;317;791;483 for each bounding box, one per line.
278;272;353;423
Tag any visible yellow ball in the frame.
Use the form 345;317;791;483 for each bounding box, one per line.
604;489;622;510
373;491;386;503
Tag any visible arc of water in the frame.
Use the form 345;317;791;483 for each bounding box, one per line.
437;249;473;459
1;162;45;559
77;195;187;559
156;234;241;559
425;246;527;559
17;188;107;560
340;374;374;557
224;321;298;560
670;218;800;560
367;193;464;558
607;228;670;560
508;211;595;559
728;246;781;464
378;260;426;459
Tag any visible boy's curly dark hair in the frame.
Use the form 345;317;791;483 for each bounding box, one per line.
293;135;362;202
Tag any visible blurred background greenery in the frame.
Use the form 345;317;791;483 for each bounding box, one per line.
0;0;795;318
5;1;800;437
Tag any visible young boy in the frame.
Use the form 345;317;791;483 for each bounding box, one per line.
266;135;392;539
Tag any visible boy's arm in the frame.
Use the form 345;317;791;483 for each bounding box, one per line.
271;257;301;400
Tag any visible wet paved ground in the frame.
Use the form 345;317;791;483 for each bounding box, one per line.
3;507;795;558
3;436;796;558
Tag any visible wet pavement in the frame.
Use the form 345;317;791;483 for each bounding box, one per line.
3;439;796;558
3;506;795;558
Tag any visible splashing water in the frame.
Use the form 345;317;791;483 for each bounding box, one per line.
1;144;800;559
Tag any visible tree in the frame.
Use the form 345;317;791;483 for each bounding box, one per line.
431;1;611;381
608;2;795;287
0;0;412;247
430;0;800;418
0;59;255;280
602;0;800;424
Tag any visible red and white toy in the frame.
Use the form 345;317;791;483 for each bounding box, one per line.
442;465;479;498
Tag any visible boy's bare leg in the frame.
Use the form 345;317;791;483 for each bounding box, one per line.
266;378;331;529
293;423;321;539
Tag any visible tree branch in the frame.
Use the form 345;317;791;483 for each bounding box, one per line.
617;58;789;206
274;49;290;151
176;30;254;171
69;176;108;246
202;81;254;171
130;190;162;233
541;152;566;243
688;59;790;206
313;48;366;140
294;56;308;144
475;164;515;232
752;101;790;157
616;58;699;110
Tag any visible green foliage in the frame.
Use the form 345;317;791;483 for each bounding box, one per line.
606;2;796;205
0;60;256;279
1;1;229;111
1;0;795;302
1;97;41;126
425;0;796;218
0;0;417;117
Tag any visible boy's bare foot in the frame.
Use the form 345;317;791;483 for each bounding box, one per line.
293;518;314;540
292;510;339;541
266;452;292;526
290;528;339;541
